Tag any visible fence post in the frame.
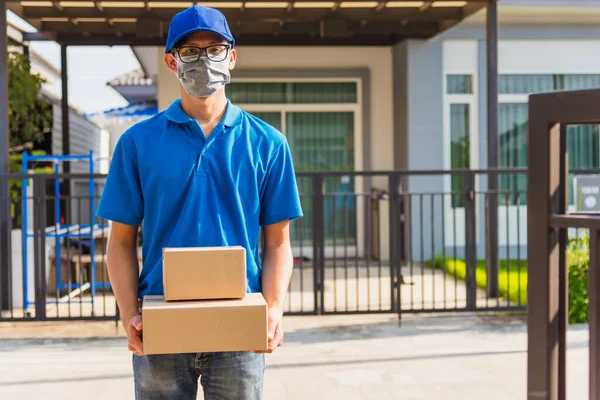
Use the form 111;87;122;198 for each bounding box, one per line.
528;114;562;400
388;172;401;314
311;174;325;315
0;175;10;312
589;229;600;400
557;124;568;399
464;171;477;310
0;3;10;313
524;88;600;400
486;169;500;299
33;175;47;320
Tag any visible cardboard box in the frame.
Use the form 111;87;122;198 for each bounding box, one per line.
162;246;246;301
142;293;268;355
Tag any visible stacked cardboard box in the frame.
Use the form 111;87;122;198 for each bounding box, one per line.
142;246;268;355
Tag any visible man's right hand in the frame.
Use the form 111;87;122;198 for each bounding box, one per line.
124;314;144;356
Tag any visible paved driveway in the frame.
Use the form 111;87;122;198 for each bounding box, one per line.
0;314;589;399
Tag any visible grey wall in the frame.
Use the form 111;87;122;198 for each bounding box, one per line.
51;104;104;225
52;103;102;172
393;39;445;262
439;24;600;41
404;39;444;171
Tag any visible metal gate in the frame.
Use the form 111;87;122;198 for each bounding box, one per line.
284;170;528;316
0;169;530;322
0;173;118;322
526;87;600;399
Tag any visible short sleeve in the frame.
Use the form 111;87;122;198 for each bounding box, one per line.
259;140;303;227
96;133;144;225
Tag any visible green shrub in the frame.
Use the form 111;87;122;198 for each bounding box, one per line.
428;256;528;305
567;236;589;324
428;245;590;323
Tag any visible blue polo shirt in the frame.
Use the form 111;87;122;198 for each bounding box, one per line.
96;98;303;299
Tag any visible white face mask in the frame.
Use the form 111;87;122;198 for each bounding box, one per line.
176;57;231;98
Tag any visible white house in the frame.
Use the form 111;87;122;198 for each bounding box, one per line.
8;0;600;262
103;1;599;261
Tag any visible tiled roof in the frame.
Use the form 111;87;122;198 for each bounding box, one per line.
84;101;158;119
107;68;153;87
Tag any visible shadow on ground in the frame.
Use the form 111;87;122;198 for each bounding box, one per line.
282;313;529;345
0;337;127;352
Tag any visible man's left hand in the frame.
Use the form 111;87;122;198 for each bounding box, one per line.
255;306;284;354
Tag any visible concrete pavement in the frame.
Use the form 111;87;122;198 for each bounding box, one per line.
0;314;590;399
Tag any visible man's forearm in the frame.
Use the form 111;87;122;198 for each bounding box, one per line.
107;242;140;321
261;243;294;309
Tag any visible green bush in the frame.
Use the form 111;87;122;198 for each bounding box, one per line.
9;51;53;148
567;236;589;324
428;240;590;324
428;257;527;305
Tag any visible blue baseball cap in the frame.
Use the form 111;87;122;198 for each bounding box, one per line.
165;5;235;54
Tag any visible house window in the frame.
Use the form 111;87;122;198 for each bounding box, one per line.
450;104;470;208
447;75;473;94
498;74;600;205
445;74;476;209
499;103;528;206
500;74;600;94
226;82;357;104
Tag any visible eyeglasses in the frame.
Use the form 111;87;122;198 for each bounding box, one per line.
171;44;231;63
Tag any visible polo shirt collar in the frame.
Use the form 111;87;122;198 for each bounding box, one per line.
223;99;243;127
165;98;242;127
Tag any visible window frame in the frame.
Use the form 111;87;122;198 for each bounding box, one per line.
230;77;362;171
443;72;480;248
443;82;479;205
446;74;474;95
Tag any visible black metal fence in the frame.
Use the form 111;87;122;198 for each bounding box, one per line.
0;173;116;322
291;169;531;316
0;168;549;322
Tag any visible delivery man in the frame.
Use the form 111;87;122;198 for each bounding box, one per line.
96;5;303;399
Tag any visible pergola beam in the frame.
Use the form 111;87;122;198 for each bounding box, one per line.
11;0;488;45
36;26;440;37
30;20;449;42
26;15;445;42
26;31;448;46
21;7;466;19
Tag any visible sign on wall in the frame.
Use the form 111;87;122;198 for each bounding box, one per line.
574;175;600;213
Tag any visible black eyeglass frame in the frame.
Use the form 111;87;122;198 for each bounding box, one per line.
171;44;231;63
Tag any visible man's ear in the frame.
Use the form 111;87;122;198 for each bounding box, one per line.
164;52;178;73
228;49;237;71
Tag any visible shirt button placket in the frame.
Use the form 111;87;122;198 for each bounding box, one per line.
196;126;224;173
197;148;207;173
192;120;206;174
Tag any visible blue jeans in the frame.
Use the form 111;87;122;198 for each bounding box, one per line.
133;352;265;400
